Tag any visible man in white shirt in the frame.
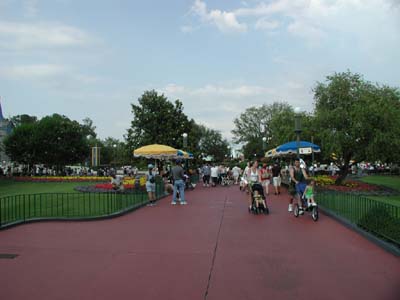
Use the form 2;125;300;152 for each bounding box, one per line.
210;165;219;187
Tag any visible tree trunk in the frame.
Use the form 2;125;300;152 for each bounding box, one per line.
335;164;349;185
335;153;352;185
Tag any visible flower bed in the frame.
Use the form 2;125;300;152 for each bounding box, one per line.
313;175;382;193
12;176;147;186
13;176;110;182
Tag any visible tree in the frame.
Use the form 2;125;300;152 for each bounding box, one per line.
34;114;89;169
313;71;400;184
4;123;37;167
9;114;37;127
126;90;192;150
82;117;97;138
197;125;230;162
5;114;91;171
232;102;303;156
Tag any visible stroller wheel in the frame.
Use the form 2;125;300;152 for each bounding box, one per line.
294;204;299;217
312;206;319;221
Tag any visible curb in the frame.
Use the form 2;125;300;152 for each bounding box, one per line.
319;206;400;257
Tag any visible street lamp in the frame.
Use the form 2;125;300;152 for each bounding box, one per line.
294;107;302;159
113;144;117;167
262;137;267;151
182;132;188;148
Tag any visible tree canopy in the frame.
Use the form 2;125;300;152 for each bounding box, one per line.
126;90;229;163
4;114;90;169
313;71;400;182
126;90;192;150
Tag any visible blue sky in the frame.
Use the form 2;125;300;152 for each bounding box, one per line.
1;0;399;142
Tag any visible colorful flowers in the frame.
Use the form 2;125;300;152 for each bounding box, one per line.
12;176;147;186
313;175;381;193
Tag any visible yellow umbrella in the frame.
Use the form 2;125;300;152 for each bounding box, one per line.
133;144;178;159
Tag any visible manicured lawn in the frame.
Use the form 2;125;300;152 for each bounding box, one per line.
359;175;400;191
359;175;400;207
0;179;95;197
0;179;148;228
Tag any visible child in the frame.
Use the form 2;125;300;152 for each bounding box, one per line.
303;179;317;207
253;190;267;210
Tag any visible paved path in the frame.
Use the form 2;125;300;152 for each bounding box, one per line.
0;185;399;300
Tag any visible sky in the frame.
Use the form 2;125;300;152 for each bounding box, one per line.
1;0;399;143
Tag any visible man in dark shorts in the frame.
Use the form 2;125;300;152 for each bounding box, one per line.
271;161;282;195
289;158;308;214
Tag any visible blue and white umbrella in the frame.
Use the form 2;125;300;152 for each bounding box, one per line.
177;150;194;159
275;140;321;156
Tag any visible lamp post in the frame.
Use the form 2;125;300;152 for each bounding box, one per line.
182;133;188;171
182;132;188;148
113;144;117;167
262;136;267;151
294;107;302;159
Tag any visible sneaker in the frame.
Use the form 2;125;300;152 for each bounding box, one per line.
180;201;187;205
299;208;304;215
288;204;293;212
146;203;153;206
171;201;177;205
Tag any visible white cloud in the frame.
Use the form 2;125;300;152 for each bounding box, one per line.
0;21;92;50
255;18;280;30
190;0;247;33
188;0;400;44
0;64;68;79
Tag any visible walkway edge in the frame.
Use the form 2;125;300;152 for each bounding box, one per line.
320;206;400;257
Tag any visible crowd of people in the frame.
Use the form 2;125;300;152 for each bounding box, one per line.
195;158;315;215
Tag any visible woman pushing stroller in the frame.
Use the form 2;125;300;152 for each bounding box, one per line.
247;161;268;214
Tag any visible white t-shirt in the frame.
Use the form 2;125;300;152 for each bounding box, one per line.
232;166;240;176
211;166;219;177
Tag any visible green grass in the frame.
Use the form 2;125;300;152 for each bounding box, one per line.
0;179;150;228
356;175;400;207
0;179;96;197
359;175;400;192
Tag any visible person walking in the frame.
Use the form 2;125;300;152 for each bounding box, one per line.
271;161;282;195
260;163;271;196
171;159;187;205
210;164;219;187
202;163;211;187
247;161;262;211
146;164;156;206
289;158;308;214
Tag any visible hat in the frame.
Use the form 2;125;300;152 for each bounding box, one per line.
148;164;154;169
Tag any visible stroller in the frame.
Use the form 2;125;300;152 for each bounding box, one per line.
293;183;319;221
248;182;269;215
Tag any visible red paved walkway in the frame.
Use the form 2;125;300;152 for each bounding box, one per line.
0;185;399;300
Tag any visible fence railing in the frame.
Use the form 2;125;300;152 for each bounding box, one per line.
0;182;166;230
317;190;400;247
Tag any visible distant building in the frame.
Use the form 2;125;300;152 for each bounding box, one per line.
0;101;13;163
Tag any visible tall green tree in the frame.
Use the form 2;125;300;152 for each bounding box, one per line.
5;114;91;170
232;102;307;156
3;123;37;166
126;90;192;150
313;71;400;183
9;114;37;127
197;125;230;162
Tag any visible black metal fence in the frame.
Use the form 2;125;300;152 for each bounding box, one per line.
317;191;400;247
0;182;166;230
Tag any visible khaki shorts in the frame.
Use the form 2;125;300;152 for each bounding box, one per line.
273;176;281;187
